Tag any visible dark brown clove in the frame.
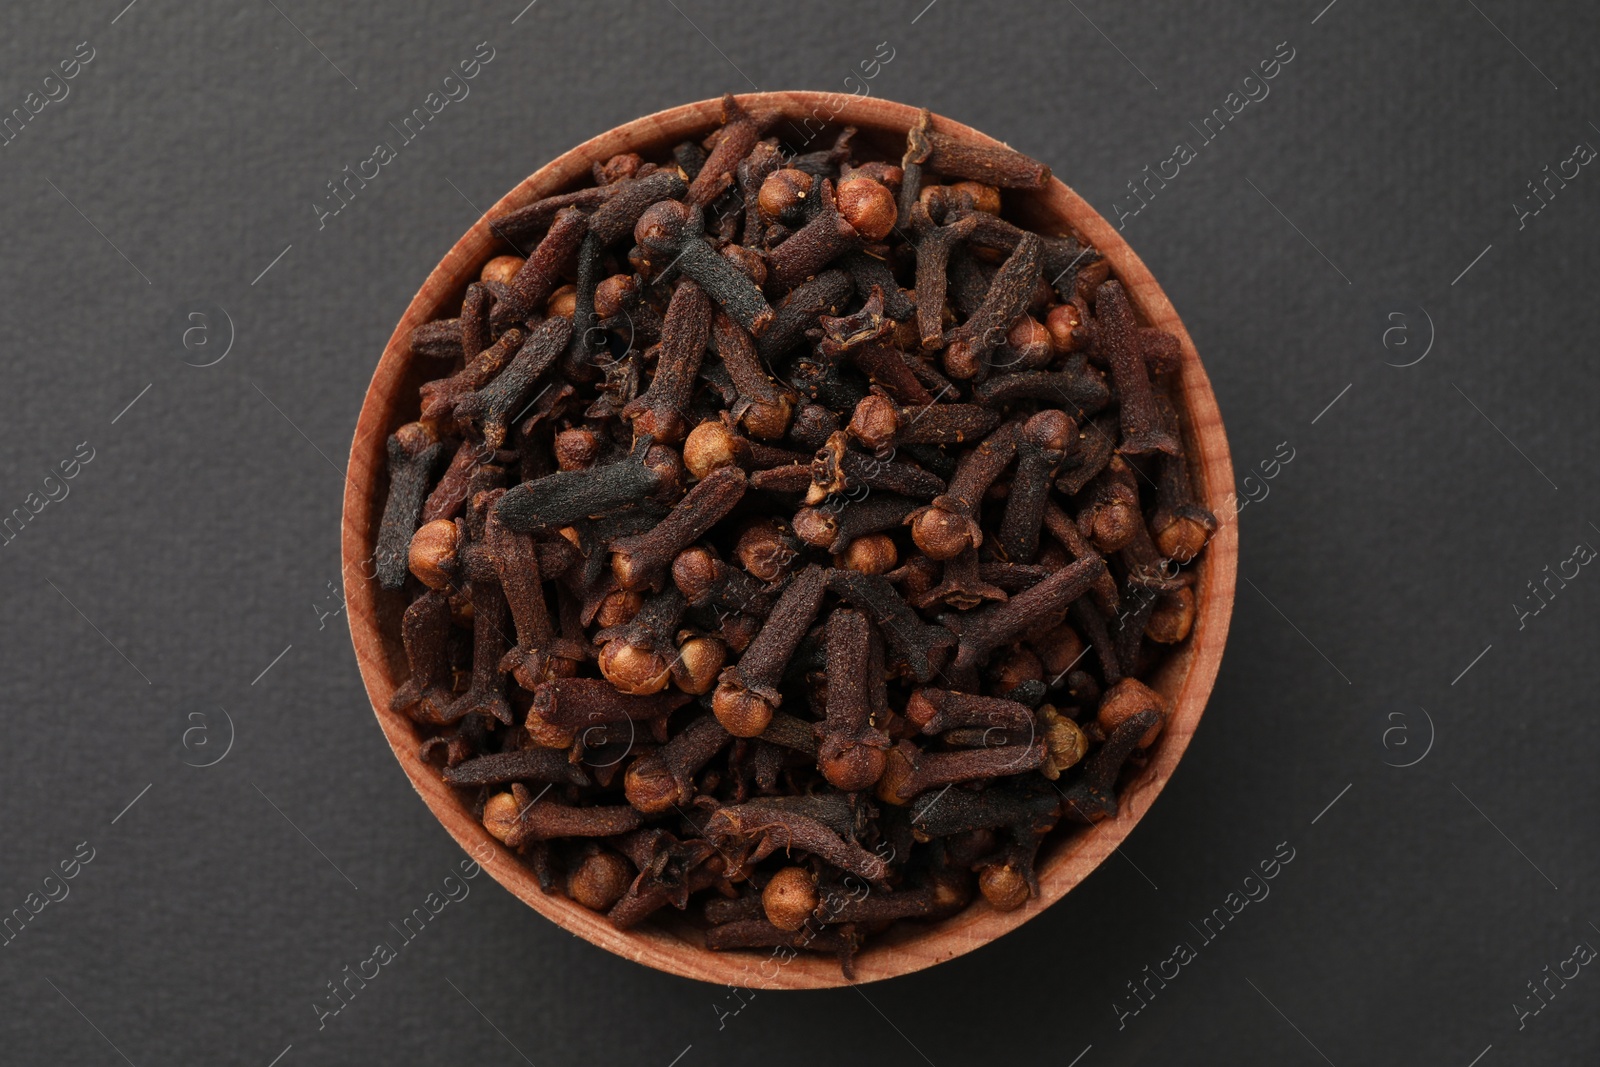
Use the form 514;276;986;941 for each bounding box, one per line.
376;422;444;589
443;747;590;788
687;94;763;206
997;409;1075;563
876;736;1046;804
622;280;714;443
496;206;589;328
624;712;731;814
595;587;686;695
767;178;863;289
1096;280;1178;455
712;565;827;737
483;791;642;847
910;202;981;352
706;801;889;886
947;556;1107;686
942;232;1042;380
455;317;573;448
904;688;1034;736
806;430;946;505
419;327;526;422
824;568;956;683
816;609;892;791
1058;708;1159;824
389;589;453;722
906;418;1022;560
972;361;1111;418
495;437;683;533
1149;396;1217;562
610;465;747;591
847;393;1000;454
906;107;1051;189
713;311;795;440
634;200;774;336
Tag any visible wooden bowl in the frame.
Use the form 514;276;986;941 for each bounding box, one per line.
343;91;1237;988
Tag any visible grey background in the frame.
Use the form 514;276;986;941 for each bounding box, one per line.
0;1;1595;1064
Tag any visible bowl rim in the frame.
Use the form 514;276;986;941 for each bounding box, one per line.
342;90;1238;989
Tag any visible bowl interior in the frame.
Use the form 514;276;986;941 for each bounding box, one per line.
342;91;1237;988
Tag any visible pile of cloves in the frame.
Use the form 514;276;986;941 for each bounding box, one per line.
378;95;1216;976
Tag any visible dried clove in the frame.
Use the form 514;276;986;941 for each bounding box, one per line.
376;422;443;589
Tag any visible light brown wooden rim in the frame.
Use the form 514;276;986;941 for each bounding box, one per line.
342;91;1237;988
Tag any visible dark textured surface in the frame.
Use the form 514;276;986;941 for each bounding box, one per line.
2;2;1596;1064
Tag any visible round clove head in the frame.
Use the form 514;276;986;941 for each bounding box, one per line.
593;273;638;319
847;393;901;453
788;402;839;448
757;168;814;221
874;744;918;806
482;792;521;843
978;863;1030;911
712;681;775;738
634;199;694;257
672;636;726;695
623;754;680;815
733;518;799;582
567;849;634;910
1037;705;1087;779
902;690;940;733
1090;496;1141;553
818;737;888;793
598;641;673;696
480;254;524;287
407;519;459;590
909;505;977;561
738;392;794;441
525;709;576;749
546;283;578;319
594;589;644;629
836;533;898;575
683;418;745;480
917;183;953;218
671;546;719;603
942;338;985;381
593;151;643;184
393;420;439;453
1044;302;1084;353
1154;514;1210;563
949;180;1001;215
836;176;897;241
762;866;819;932
1005;316;1053;366
1022;408;1075;452
791;506;841;550
1076;259;1112;302
1097;678;1167;748
1145;586;1196;644
843;161;903;190
553;427;601;471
